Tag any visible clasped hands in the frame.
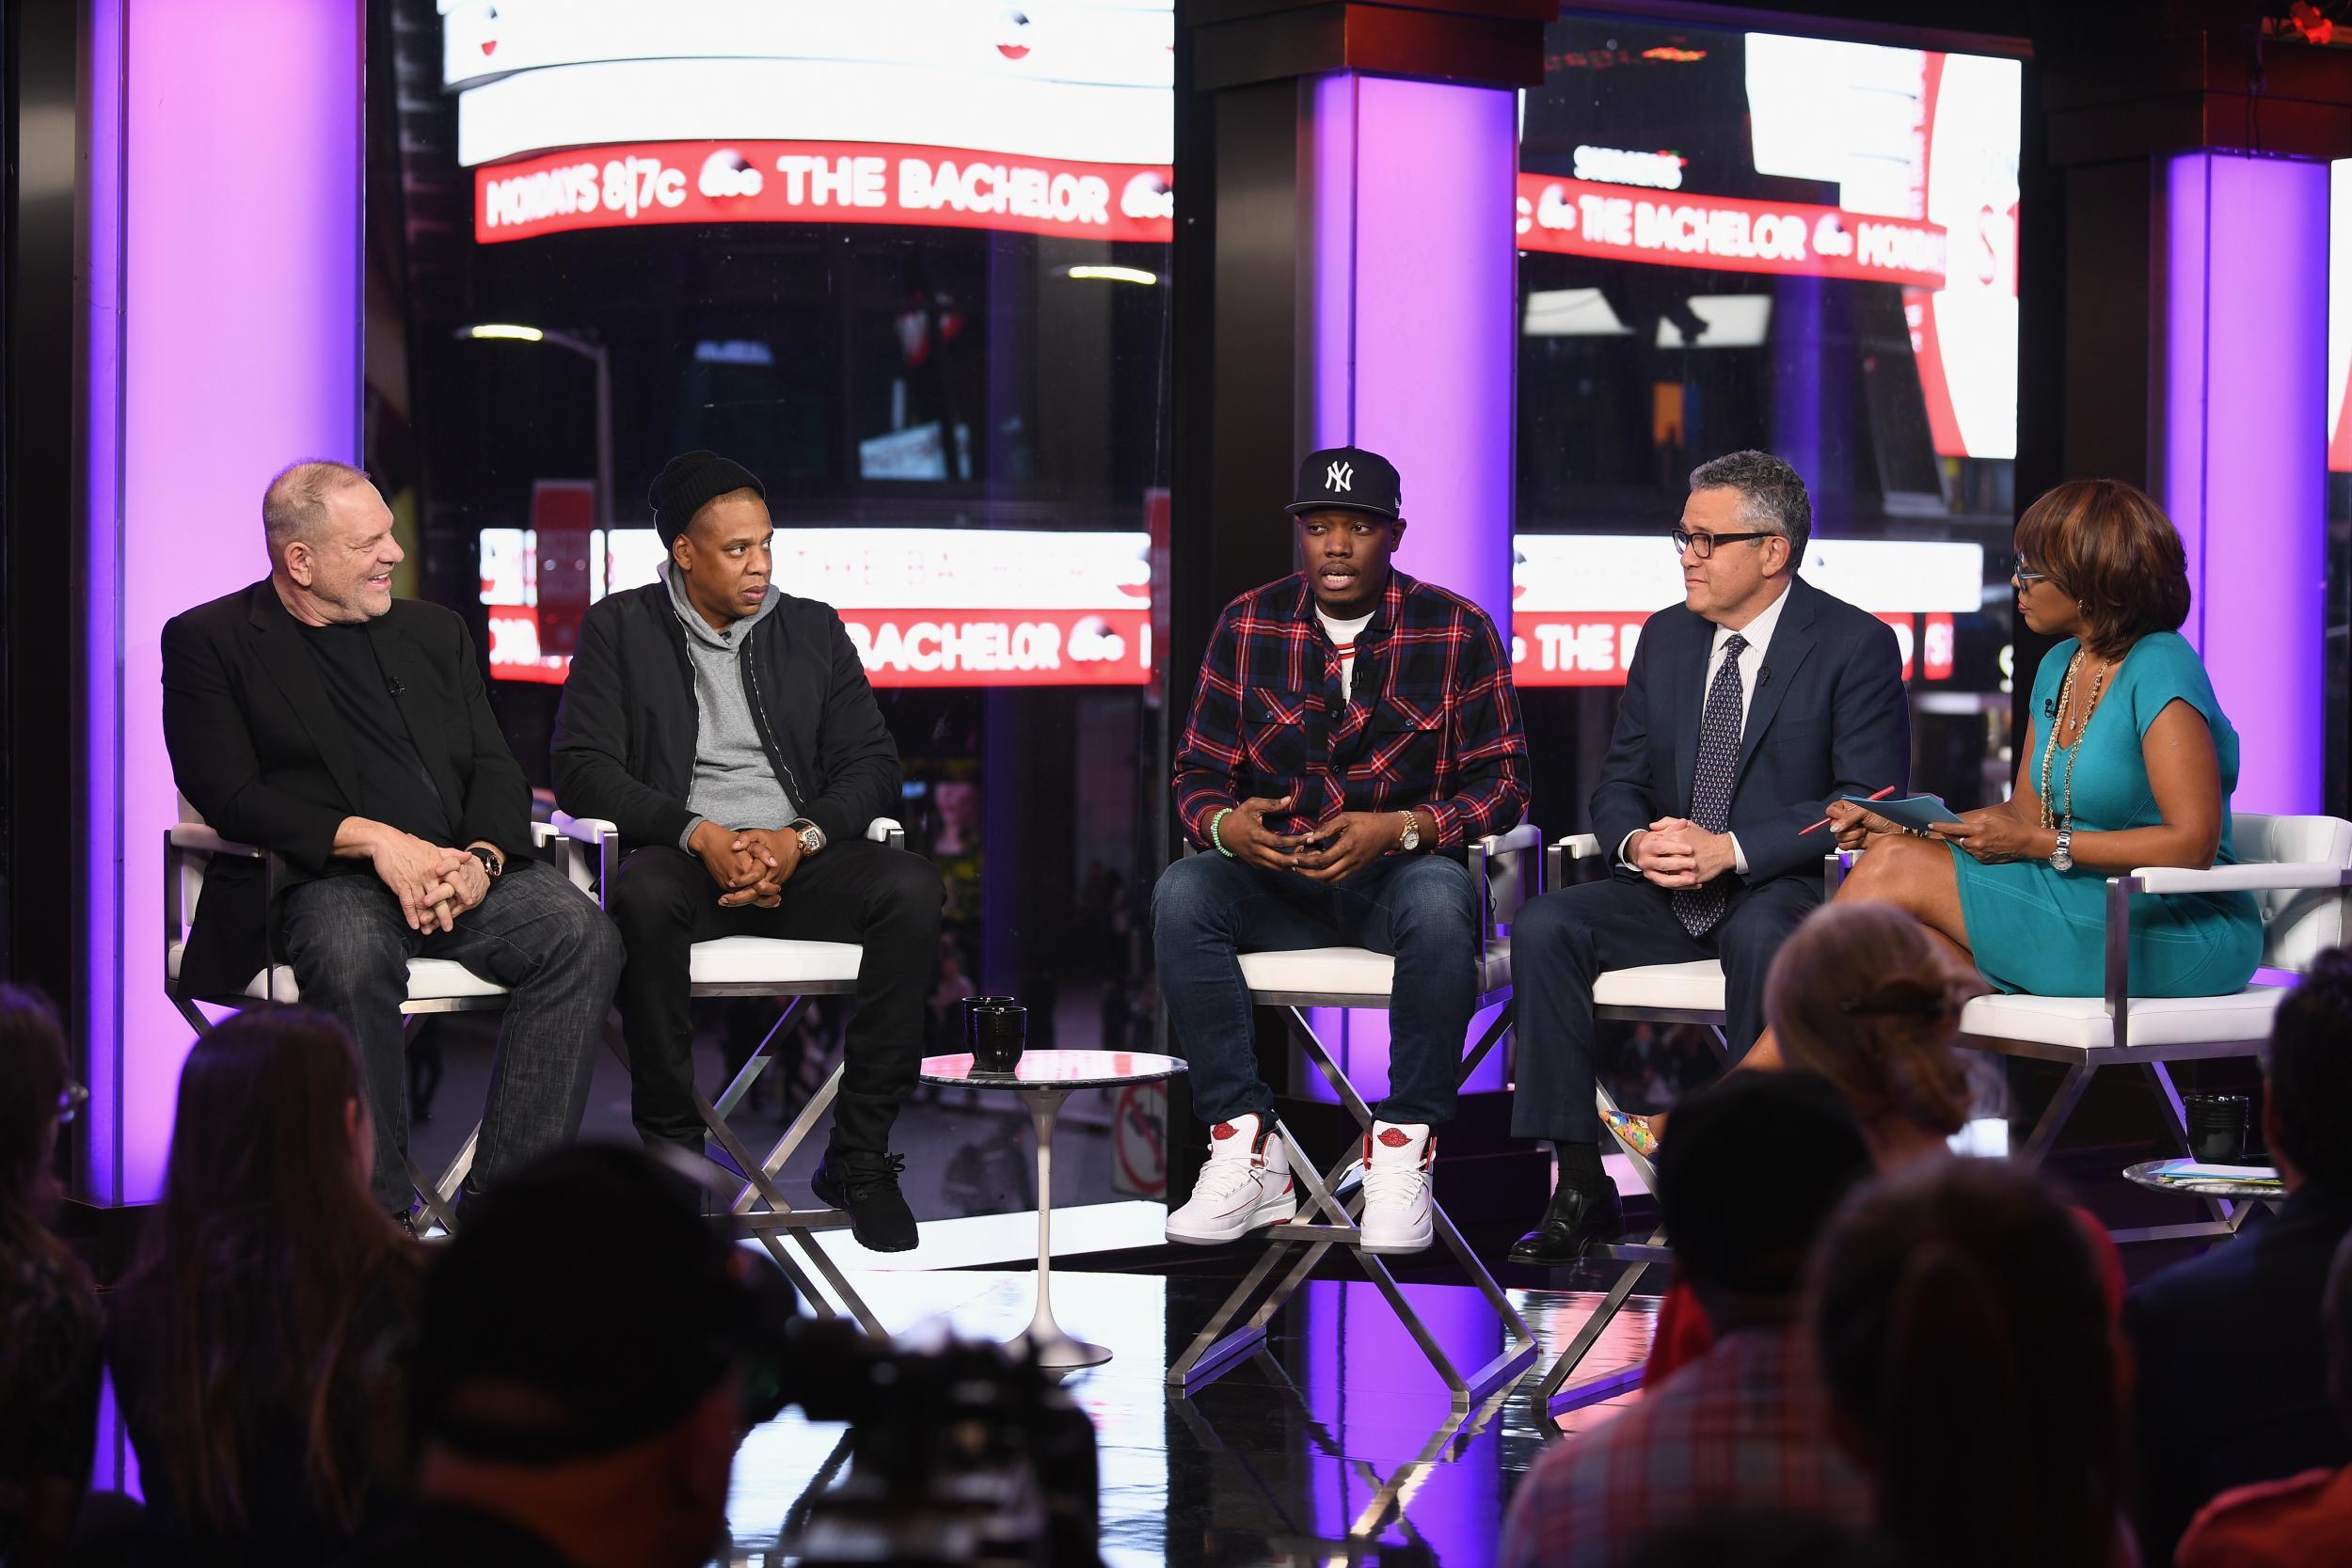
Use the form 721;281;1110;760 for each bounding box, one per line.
1220;794;1421;882
691;820;803;908
368;830;489;933
1627;817;1737;890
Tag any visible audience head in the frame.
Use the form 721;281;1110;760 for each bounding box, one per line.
2011;478;2191;657
2330;1228;2352;1433
1681;450;1809;624
262;459;400;623
137;1008;412;1533
1808;1158;2122;1568
1768;903;1981;1154
1653;1069;1873;1331
0;985;73;1239
2262;946;2352;1190
408;1144;791;1568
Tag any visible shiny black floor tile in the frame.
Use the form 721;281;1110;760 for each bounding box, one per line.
721;1268;1657;1565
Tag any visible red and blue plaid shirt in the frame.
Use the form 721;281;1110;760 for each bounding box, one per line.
1173;571;1529;849
1499;1324;1875;1568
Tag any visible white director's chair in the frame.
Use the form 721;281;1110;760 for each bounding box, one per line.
552;812;908;1336
164;802;564;1234
1528;833;1843;1418
1165;824;1545;1410
1951;811;2352;1244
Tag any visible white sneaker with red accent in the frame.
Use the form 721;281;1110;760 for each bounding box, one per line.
1358;1120;1435;1255
1165;1113;1296;1244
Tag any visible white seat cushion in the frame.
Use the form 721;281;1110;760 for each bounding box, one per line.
688;935;864;987
1957;986;2286;1054
1237;944;1511;1001
167;942;506;1004
1593;960;1727;1014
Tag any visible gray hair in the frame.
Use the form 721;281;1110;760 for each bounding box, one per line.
1689;450;1812;562
262;460;373;561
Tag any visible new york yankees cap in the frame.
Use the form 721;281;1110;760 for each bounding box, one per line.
1286;445;1402;521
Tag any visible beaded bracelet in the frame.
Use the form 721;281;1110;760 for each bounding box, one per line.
1209;807;1237;858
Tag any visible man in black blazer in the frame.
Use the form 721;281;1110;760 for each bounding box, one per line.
162;461;621;1216
2130;949;2352;1566
551;451;942;1253
1506;451;1909;1264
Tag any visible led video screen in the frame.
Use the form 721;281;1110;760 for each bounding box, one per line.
443;0;1174;246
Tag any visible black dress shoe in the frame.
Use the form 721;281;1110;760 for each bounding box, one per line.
1506;1179;1625;1266
813;1149;919;1253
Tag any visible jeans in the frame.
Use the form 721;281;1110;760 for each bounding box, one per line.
606;840;943;1157
1507;871;1815;1144
279;859;621;1210
1152;852;1479;1130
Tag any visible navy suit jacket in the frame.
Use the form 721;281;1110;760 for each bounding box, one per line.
2127;1182;2352;1567
1591;573;1909;888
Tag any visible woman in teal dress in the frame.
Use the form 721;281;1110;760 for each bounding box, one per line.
1826;479;2261;997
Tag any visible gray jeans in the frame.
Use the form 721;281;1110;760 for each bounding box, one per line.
279;859;622;1209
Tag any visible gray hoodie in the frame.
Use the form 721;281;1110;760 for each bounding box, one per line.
661;560;795;847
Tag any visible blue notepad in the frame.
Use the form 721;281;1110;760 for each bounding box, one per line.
1834;792;1962;833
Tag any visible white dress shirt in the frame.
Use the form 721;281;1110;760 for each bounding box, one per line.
1620;580;1793;878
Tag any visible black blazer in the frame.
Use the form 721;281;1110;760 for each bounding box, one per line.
549;580;901;853
2127;1182;2352;1566
161;580;532;998
1591;573;1910;888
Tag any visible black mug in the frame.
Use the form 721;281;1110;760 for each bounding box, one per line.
964;996;1026;1072
2184;1093;2249;1164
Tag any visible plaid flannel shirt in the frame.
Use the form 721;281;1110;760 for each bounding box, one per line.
1498;1325;1875;1568
1173;571;1529;850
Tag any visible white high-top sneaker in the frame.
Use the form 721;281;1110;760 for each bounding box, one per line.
1165;1113;1296;1244
1358;1120;1435;1255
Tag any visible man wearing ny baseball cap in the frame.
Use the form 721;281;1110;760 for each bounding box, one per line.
1154;445;1530;1255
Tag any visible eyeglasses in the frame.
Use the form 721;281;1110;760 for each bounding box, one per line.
56;1081;87;1125
1671;528;1777;560
2011;555;2049;587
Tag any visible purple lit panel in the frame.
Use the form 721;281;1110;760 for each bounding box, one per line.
87;0;364;1201
1309;74;1517;625
1301;75;1518;1101
2160;153;2328;815
84;0;125;1205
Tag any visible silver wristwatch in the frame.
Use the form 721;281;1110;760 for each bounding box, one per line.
1397;812;1422;852
789;818;826;857
2050;830;2073;873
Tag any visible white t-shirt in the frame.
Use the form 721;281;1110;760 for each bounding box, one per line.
1317;608;1376;702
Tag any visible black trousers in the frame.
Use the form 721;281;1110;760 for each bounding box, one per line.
607;839;944;1156
1508;870;1817;1145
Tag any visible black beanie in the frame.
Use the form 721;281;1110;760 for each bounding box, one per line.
649;449;764;546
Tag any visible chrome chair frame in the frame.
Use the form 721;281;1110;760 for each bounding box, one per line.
164;816;568;1234
1527;836;1843;1416
552;811;907;1336
1940;820;2352;1245
1165;825;1544;1411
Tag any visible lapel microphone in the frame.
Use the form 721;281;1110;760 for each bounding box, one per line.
384;676;405;697
1758;664;1772;688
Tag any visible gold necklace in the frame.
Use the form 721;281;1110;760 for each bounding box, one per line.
2038;648;2113;832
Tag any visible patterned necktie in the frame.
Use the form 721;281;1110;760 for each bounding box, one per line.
1673;632;1748;938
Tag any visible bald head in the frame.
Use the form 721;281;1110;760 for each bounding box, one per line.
263;460;374;565
262;460;403;626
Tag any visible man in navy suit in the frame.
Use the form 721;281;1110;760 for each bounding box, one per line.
1505;451;1909;1264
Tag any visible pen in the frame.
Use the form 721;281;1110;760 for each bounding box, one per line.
1801;784;1897;836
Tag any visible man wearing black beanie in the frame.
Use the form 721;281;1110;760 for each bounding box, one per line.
552;451;942;1251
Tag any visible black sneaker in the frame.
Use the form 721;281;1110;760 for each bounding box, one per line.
812;1149;919;1253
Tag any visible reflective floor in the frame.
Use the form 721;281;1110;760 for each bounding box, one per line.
722;1267;1660;1566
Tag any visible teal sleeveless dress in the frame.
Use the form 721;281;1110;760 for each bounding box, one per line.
1950;633;2262;997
